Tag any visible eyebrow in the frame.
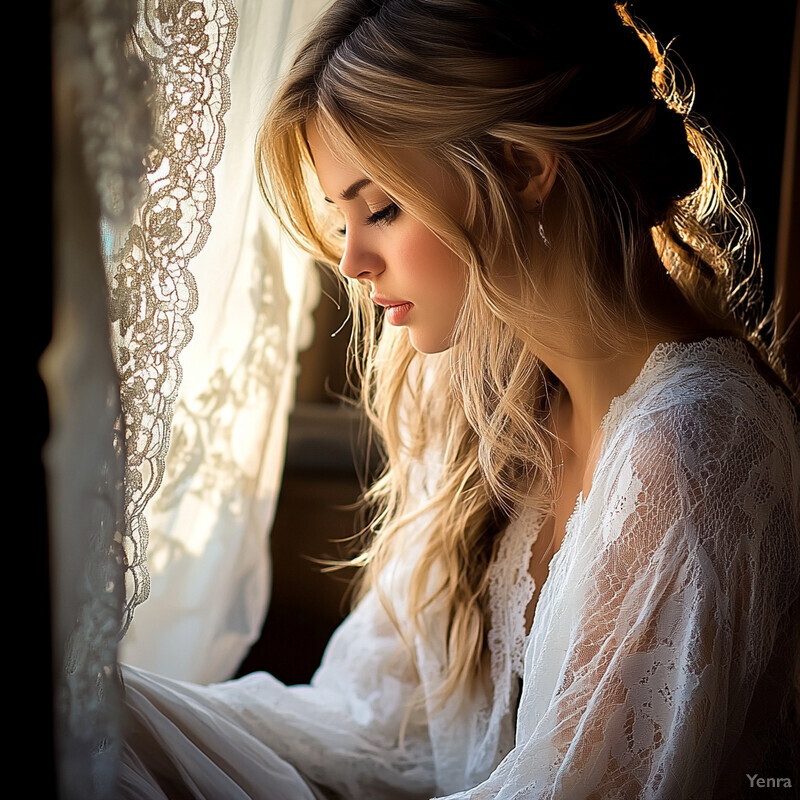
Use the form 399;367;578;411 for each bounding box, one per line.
337;178;373;202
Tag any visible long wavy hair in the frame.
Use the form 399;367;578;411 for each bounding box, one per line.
257;0;787;704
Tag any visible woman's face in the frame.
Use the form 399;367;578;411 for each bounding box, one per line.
307;121;467;354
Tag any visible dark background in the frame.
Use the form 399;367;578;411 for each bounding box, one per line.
634;0;797;300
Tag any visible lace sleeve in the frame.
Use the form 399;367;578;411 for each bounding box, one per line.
122;586;436;800
435;378;800;799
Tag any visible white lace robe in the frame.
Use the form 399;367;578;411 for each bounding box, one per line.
120;336;800;799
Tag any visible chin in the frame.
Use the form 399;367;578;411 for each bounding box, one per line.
408;330;454;355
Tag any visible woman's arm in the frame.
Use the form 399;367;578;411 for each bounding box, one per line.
122;586;436;800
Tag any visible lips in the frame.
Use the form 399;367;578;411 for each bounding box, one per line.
372;295;414;326
372;294;411;309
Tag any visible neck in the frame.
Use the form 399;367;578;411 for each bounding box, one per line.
543;338;659;454
529;254;727;452
536;321;718;457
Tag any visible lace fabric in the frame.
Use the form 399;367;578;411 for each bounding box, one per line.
117;0;323;682
49;0;152;796
109;0;238;636
439;336;800;799
120;336;800;799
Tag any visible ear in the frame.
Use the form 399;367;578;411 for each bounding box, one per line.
502;142;558;210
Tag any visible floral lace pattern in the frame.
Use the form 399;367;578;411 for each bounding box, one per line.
490;511;541;679
441;337;800;799
486;505;542;746
107;0;238;634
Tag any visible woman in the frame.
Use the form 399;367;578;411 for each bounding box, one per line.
121;1;800;797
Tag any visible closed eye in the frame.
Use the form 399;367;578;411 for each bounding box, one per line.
336;202;400;236
366;202;399;227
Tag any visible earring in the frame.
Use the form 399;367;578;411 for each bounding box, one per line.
536;200;551;248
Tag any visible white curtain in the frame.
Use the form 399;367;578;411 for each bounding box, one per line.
48;0;150;796
117;0;330;683
47;2;329;792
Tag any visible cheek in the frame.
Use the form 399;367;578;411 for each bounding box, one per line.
395;227;466;296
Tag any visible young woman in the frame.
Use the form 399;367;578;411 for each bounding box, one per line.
121;1;800;797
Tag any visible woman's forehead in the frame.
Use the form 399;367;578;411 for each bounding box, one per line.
307;117;463;211
306;119;370;200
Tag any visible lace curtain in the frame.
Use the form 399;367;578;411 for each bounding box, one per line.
48;0;324;794
116;0;327;683
108;0;240;644
48;0;150;796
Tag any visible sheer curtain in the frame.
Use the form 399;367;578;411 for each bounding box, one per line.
115;0;328;683
49;1;150;796
48;0;327;795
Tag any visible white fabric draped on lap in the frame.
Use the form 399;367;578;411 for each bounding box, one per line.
121;337;800;799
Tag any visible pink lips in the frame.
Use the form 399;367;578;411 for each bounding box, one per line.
385;302;413;325
372;296;414;326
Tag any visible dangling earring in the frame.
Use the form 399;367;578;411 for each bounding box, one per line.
535;199;551;248
538;217;551;249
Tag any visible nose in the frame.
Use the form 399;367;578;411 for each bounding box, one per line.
337;231;385;281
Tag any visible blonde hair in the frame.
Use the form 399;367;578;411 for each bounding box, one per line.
258;0;787;704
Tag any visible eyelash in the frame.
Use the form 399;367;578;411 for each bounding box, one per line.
367;202;399;226
337;202;399;235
